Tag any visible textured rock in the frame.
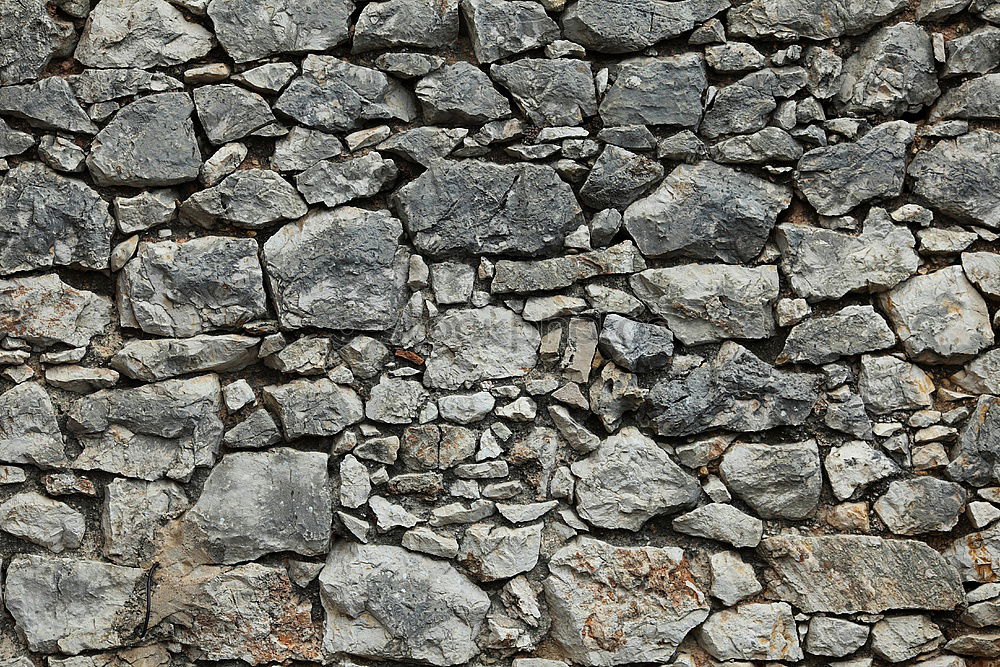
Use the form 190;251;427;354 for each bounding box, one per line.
947;395;1000;487
416;62;512;124
824;440;898;500
909;129;1000;228
395;160;581;257
263;207;408;331
458;522;542;581
0;383;64;467
963;251;1000;299
599;54;707;127
721;439;822;519
778;305;896;364
624;160;791;263
544;537;709;665
319;542;490;665
875;477;966;535
491;242;646;293
728;0;907;40
0;78;97;134
0;0;73;84
111;334;258;381
354;0;459;52
699;603;802;661
0;492;84;553
597;315;673;372
859;354;935;414
102;478;188;565
760;534;965;613
117;237;267;337
208;0;353;62
491;59;596;127
0;273;111;348
182;169;306;228
579;146;664;209
192;84;275;144
295;153;397;207
75;0;212;67
672;503;763;548
263;378;363;439
562;0;728;52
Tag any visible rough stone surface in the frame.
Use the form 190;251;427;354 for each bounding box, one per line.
721;439;822;519
0;273;111;348
208;0;354;62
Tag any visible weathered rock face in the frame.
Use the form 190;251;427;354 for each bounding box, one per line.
721;440;822;519
562;0;728;52
208;0;353;62
909;129;1000;228
0;0;74;85
699;602;803;661
110;334;259;381
319;542;490;665
0;273;111;347
181;169;306;228
777;305;896;364
728;0;907;40
599;54;708;127
0;383;64;467
544;537;710;665
263;378;363;438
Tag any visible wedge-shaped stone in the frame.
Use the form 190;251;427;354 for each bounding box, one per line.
181;169;306;229
353;0;459;52
729;0;907;40
947;395;1000;486
0;383;64;467
778;305;896;364
562;0;729;52
760;534;965;613
909;129;1000;228
490;58;597;126
111;334;259;381
0;77;97;134
208;0;353;62
263;378;363;439
491;242;646;293
0;273;111;348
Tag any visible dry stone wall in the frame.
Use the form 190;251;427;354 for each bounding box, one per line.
0;0;998;665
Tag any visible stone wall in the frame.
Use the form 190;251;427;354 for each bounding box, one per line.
0;0;997;665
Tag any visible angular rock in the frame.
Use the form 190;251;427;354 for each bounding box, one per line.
859;353;935;414
272;126;344;172
954;349;1000;395
933;73;1000;121
0;492;84;553
102;478;188;565
630;264;778;345
598;314;673;372
0;0;73;85
0;162;113;274
366;376;428;424
710;550;763;606
0;273;111;347
223;409;282;450
871;615;944;662
778;305;896;364
319;542;490;665
807;616;870;658
760;534;965;613
87;92;201;187
192;84;275;144
545;537;709;665
117;237;267;337
181;169;306;229
875;477;966;535
263;378;363;439
353;0;459;52
461;0;559;63
599;54;707;127
579;146;664;210
378;126;467;167
947;395;1000;486
699;603;803;661
491;242;645;293
624;160;791;263
111;334;258;381
721;439;822;519
672;502;763;548
458;522;542;581
825;440;898;500
0;383;64;467
491;59;596;127
963;251;1000;299
207;0;354;62
295;153;397;207
67;68;183;104
185;448;331;563
0;78;97;134
795;121;915;216
909;129;1000;228
263;207;408;331
709;126;803;164
69;374;223;482
415;62;511;124
729;0;907;40
562;0;728;52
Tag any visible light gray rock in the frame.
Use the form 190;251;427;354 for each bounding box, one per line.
0;492;84;553
69;374;223;482
858;354;935;414
807;616;870;657
545;537;709;665
4;555;144;654
579;146;663;209
263;378;363;439
598;314;673;372
795;121;915;216
709;550;763;606
647;342;819;436
102;478;188;565
117;237;267;337
111;334;258;381
378;126;467;167
672;502;763;548
491;59;596;127
402;526;459;558
232;62;298;94
909;129;1000;228
319;542;490;665
709;126;803;164
223;409;282;450
698;69;791;139
721;439;822;519
182;169;306;229
415;62;511;124
354;0;459;52
947;395;1000;487
945;520;1000;583
943;27;1000;77
339;454;370;509
0;383;64;467
192;84;275;144
458;522;542;581
395;160;580;257
39;135;86;172
295;153;397;207
207;0;354;62
871;615;944;662
631;264;778;345
776;208;919;302
0;0;74;84
491;242;646;293
75;0;213;68
87;92;201;187
185;448;331;563
275;55;416;133
561;0;728;52
401;424;477;470
875;477;966;535
728;0;907;40
67;68;183;104
571;426;700;530
954;349;1000;395
0;162;113;274
42;366;118;393
263;207;408;331
368;494;420;531
963;251;1000;299
272;126;344;172
699;602;803;661
113;188;177;234
0;273;111;348
624;160;791;263
439;392;495;424
778;305;896;364
367;376;428;424
0;78;96;134
824;440;899;500
760;534;965;613
461;0;559;63
599;54;707;127
0;119;34;157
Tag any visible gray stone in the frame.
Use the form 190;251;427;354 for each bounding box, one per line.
69;374;223;482
491;58;596;126
934;75;1000;122
824;440;899;500
963;252;1000;298
545;537;709;665
778;305;895;364
0;162;113;274
192;84;275;144
0;78;97;134
111;334;259;381
43;366;119;393
181;169;306;229
942;27;1000;78
561;0;728;52
807;616;870;657
232;62;298;94
859;353;935;414
87;92;201;187
396;160;582;257
401;424;477;470
0;383;64;467
102;478;187;566
67;68;183;104
880;265;993;363
38;135;85;172
339;454;370;509
207;0;353;62
275;55;416;133
263;335;331;376
0;0;73;84
223;409;282;450
415;62;511;124
117;237;267;337
760;534;965;613
721;439;822;519
0;119;34;157
319;542;490;665
113;188;177;234
875;477;966;535
263;378;363;439
0;273;111;348
728;0;907;40
954;349;1000;395
5;555;144;654
672;502;763;547
376;52;446;79
491;242;645;293
776;209;919;302
709;126;803;164
367;376;428;424
461;0;559;63
579;146;663;209
354;0;459;52
402;525;459;558
699;602;803;661
795;121;915;216
439;392;495;424
378;126;467;167
631;264;778;345
599;54;707;127
272;126;344;172
909;129;1000;228
709;550;763;606
947;395;1000;487
458;522;542;581
699;69;795;139
871;615;944;662
624;160;791;263
295;153;397;207
263;207;408;331
0;492;84;553
571;426;699;530
185;448;331;563
598;314;673;372
75;0;212;68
